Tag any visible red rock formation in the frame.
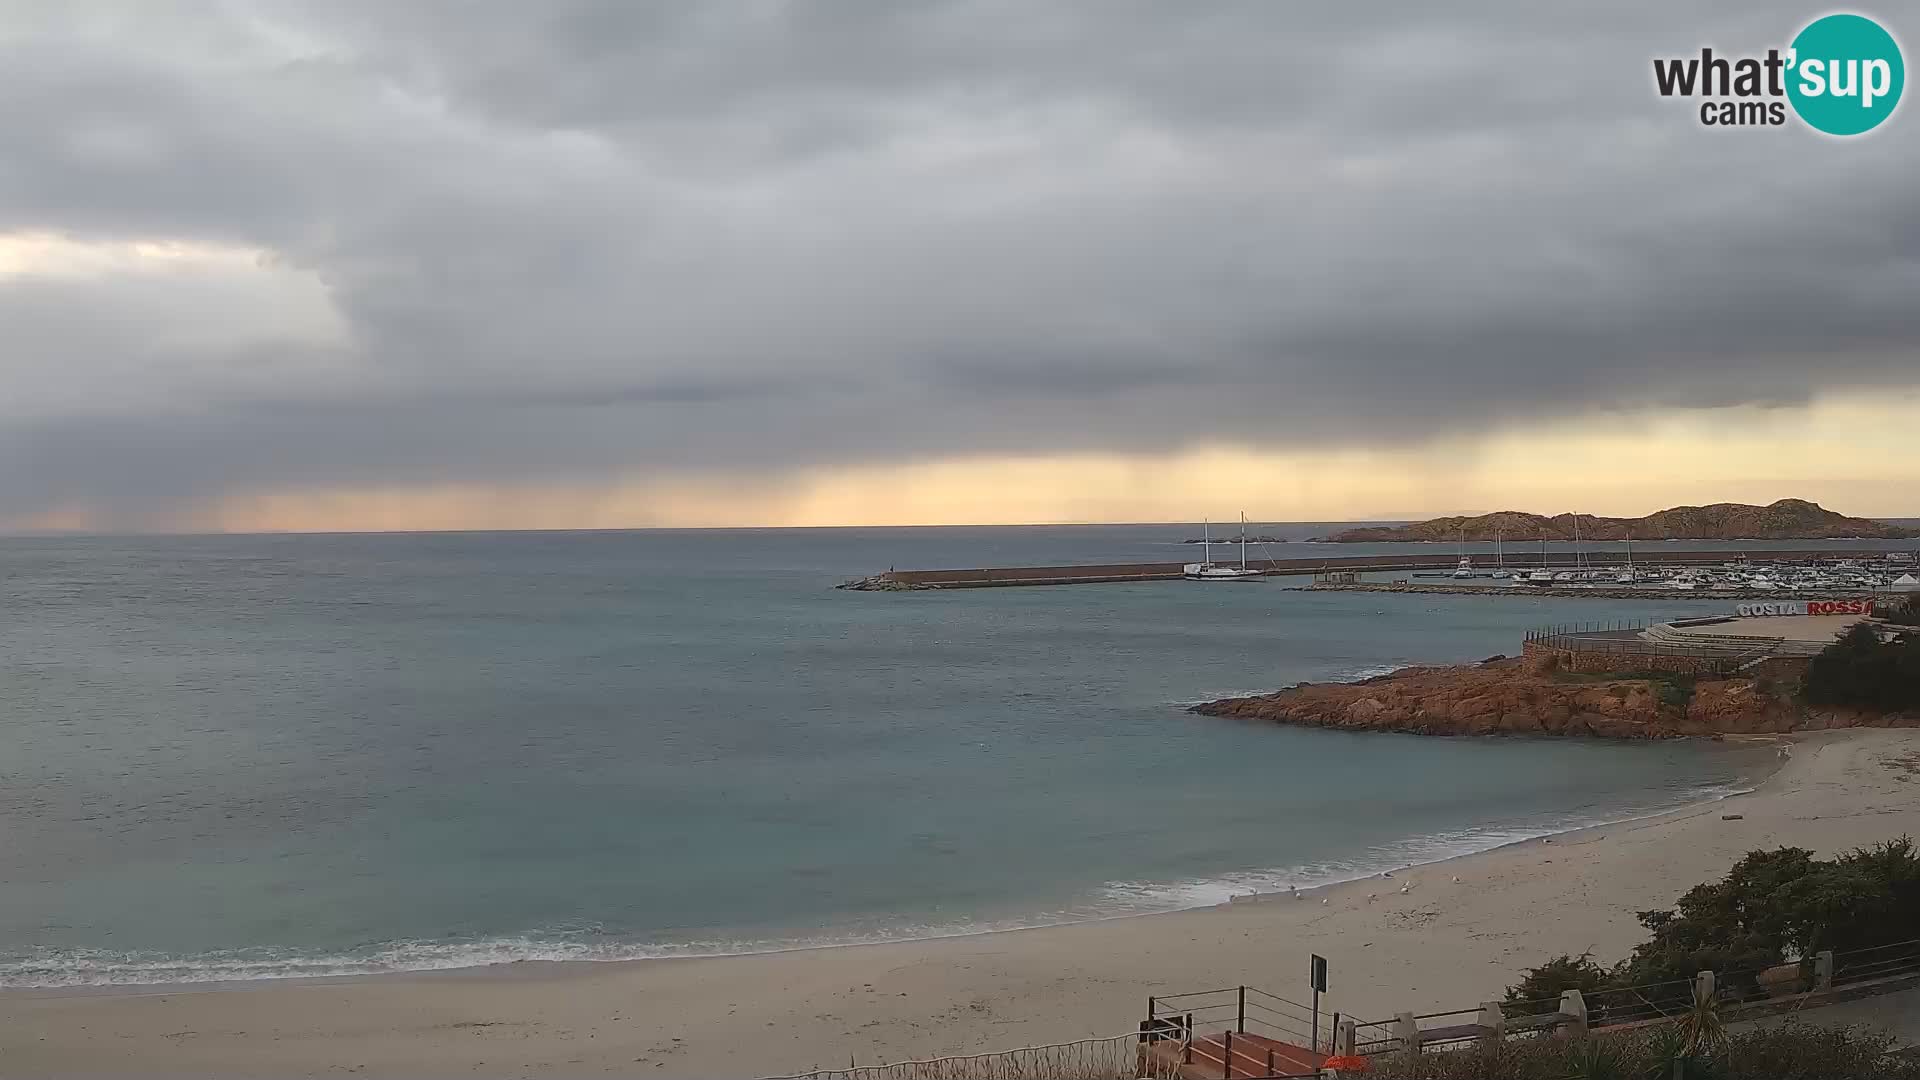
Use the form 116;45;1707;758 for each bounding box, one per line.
1189;656;1908;739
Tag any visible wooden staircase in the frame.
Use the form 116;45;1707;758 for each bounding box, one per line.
1142;984;1330;1078
1141;1027;1326;1078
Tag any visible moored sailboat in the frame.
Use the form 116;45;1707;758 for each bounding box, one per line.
1184;513;1264;580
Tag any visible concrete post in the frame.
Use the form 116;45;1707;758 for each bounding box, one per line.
1395;1011;1420;1057
1337;1018;1358;1057
1477;1001;1506;1046
1695;970;1715;1005
1814;951;1834;992
1557;989;1588;1038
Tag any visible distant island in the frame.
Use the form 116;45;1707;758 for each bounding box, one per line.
1322;499;1918;543
1183;534;1287;544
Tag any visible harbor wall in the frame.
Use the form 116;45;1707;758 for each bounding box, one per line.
857;548;1915;590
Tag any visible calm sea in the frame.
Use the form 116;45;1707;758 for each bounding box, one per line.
7;524;1898;986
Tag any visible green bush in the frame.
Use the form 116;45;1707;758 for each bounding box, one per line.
1654;675;1697;710
1501;953;1612;1012
1800;624;1920;712
1877;594;1920;627
1504;839;1920;1007
1357;1022;1920;1080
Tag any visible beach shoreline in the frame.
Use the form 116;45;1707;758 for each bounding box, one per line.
9;728;1914;1078
4;739;1781;996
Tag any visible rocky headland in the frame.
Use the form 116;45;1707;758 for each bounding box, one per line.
1324;498;1917;543
1190;654;1914;739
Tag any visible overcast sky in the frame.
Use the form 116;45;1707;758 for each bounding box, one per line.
2;2;1916;530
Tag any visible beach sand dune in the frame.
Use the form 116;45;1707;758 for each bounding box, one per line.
5;729;1916;1078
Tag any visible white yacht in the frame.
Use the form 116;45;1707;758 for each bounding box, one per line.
1527;538;1555;585
1450;528;1474;578
1184;514;1264;581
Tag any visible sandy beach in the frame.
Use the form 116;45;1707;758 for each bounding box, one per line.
5;728;1917;1079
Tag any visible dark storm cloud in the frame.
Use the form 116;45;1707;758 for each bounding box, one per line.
1;1;1917;520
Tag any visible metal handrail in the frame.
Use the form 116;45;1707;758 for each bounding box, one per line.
1351;1016;1399;1055
1175;999;1313;1037
1837;950;1920;973
1411;1005;1484;1022
1149;985;1319;1037
1498;993;1566;1013
1242;997;1314;1025
1244;985;1318;1013
1833;954;1920;983
1336;941;1920;1062
1834;937;1920;960
1585;978;1697;1023
1154;986;1244;1003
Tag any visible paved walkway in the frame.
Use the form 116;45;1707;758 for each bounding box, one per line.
1707;614;1867;642
1741;985;1920;1046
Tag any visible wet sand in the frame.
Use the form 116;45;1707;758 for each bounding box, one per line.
5;729;1916;1079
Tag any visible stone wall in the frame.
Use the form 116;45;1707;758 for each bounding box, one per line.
1739;656;1815;681
1520;641;1810;680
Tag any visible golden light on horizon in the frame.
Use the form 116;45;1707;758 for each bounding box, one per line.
8;389;1917;534
0;229;274;278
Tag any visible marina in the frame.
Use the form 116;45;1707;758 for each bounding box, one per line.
839;548;1919;593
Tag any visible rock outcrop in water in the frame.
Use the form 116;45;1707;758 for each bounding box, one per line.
1323;499;1917;543
1189;655;1914;739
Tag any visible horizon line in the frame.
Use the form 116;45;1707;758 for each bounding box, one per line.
5;513;1918;542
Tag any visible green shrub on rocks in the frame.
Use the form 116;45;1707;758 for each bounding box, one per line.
1801;624;1920;713
1502;839;1920;1009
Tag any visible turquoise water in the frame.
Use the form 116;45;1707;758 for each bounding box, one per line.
0;526;1840;986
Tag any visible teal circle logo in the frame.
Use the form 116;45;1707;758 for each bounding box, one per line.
1786;13;1904;135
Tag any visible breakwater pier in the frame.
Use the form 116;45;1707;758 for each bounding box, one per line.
837;548;1915;590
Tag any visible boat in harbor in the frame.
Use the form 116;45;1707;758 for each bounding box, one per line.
1614;529;1638;585
1451;527;1474;578
1527;539;1555;585
1184;514;1264;580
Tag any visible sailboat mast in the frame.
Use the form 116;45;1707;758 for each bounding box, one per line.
1240;512;1248;570
1203;518;1210;566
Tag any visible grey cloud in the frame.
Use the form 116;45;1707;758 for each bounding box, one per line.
1;0;1917;522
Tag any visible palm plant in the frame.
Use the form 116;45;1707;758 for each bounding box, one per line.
1677;980;1726;1058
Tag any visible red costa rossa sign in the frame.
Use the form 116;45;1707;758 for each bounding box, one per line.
1736;599;1873;617
1807;599;1873;615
